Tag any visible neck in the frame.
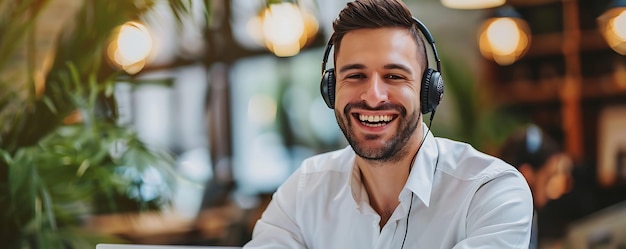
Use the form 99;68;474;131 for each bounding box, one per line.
357;137;421;228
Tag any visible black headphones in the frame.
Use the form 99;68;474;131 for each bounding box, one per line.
320;17;444;115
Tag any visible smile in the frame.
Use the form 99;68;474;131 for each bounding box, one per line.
354;114;396;127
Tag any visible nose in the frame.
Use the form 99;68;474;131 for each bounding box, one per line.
361;74;388;107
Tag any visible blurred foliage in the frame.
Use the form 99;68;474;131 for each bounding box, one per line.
0;0;207;247
435;52;528;154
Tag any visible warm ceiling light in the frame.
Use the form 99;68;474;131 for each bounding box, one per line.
248;2;318;57
441;0;505;9
598;0;626;55
478;6;532;65
106;21;153;74
262;4;304;48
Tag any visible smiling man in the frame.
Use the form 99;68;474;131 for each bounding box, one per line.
243;0;533;248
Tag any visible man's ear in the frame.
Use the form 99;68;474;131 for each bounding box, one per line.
518;163;536;186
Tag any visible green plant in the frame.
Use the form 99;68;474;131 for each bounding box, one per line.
433;52;529;154
0;0;201;247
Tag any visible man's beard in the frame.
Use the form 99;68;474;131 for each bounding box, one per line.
336;101;420;163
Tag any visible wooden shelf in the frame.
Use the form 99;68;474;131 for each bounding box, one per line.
525;30;610;57
489;69;626;106
481;0;623;169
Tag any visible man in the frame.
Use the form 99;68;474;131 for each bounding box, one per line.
244;0;533;248
499;124;573;249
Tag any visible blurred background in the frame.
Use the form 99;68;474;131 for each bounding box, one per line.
1;0;625;248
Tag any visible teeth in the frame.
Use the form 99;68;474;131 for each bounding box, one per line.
359;114;392;123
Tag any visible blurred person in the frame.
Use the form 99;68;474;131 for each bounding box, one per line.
499;124;573;249
244;0;533;248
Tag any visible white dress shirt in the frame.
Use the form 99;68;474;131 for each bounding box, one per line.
244;125;533;249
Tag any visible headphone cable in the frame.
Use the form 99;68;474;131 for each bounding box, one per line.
400;115;435;249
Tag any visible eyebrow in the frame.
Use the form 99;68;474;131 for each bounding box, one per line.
338;63;414;74
338;63;365;73
383;63;413;74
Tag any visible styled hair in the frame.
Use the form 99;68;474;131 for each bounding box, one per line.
331;0;428;67
499;125;562;170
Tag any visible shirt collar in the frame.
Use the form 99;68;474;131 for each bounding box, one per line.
347;123;439;209
405;123;438;207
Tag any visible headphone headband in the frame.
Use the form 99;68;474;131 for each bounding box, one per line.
411;17;441;74
321;37;334;75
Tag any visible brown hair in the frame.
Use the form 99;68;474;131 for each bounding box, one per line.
331;0;428;67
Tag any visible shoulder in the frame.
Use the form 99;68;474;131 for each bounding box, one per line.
281;146;354;193
299;146;355;174
433;138;533;234
434;137;522;182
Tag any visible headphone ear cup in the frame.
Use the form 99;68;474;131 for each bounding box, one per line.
320;68;336;109
421;68;444;114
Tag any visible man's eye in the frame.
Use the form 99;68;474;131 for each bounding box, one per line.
386;74;403;80
347;74;365;79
